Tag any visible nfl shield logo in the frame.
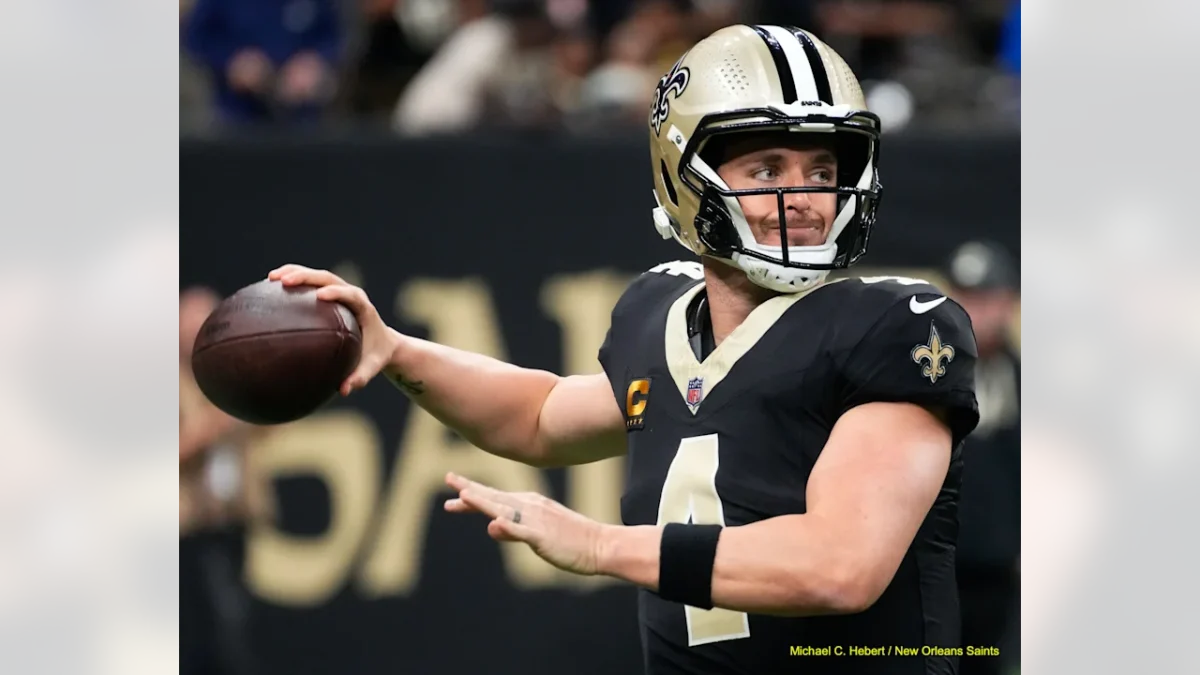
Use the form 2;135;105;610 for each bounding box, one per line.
686;377;704;410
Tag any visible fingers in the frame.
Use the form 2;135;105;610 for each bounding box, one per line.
487;518;531;542
268;264;311;281
445;472;470;491
444;473;525;519
457;487;513;522
443;498;479;514
446;471;499;495
266;264;346;288
314;283;372;313
444;473;538;537
445;472;512;500
443;474;540;545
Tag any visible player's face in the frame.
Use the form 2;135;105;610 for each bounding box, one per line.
715;134;838;248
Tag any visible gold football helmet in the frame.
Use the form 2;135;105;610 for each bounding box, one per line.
649;25;882;292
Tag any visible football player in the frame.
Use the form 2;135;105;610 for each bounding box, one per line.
270;24;980;675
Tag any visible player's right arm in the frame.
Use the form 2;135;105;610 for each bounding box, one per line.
268;265;626;468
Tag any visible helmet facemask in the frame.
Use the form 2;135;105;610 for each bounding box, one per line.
678;109;882;292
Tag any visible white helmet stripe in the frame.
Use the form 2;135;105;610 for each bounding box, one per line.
762;26;819;103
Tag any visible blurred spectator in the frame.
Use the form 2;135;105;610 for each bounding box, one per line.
182;0;346;126
574;0;704;129
576;19;656;127
816;0;1018;130
634;0;694;77
391;0;520;134
943;241;1021;675
341;0;471;121
551;28;599;116
477;4;563;130
817;0;958;79
178;0;1021;134
394;0;734;134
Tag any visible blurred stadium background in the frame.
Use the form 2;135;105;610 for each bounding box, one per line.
179;1;1020;674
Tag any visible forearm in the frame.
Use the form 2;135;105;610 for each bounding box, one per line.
384;330;560;464
600;515;870;617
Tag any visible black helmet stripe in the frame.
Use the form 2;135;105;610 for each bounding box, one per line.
750;25;797;104
789;27;833;104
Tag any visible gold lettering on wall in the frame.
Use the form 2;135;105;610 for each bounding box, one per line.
245;410;381;606
541;272;632;589
358;278;559;595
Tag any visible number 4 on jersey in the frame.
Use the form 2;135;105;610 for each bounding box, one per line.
656;434;751;646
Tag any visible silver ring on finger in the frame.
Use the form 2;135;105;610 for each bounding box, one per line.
512;509;522;524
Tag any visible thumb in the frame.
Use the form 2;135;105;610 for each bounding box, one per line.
342;355;385;395
340;372;368;396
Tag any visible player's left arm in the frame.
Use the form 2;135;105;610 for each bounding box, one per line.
683;401;954;616
599;296;981;616
588;402;958;617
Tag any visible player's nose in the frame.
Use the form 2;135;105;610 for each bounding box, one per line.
782;189;812;213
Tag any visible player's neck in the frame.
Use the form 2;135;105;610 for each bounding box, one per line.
701;257;781;346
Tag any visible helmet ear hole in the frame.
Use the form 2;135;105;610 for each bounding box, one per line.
660;159;679;206
695;185;739;253
835;133;870;188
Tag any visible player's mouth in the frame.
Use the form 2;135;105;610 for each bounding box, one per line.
770;221;826;247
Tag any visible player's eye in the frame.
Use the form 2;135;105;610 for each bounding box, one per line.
810;168;834;184
751;166;779;181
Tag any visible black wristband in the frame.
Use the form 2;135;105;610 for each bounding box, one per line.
657;523;722;609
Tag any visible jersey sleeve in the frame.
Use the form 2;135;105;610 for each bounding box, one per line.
834;295;981;447
597;273;649;380
598;261;703;379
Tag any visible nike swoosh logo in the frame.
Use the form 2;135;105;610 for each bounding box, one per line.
910;296;948;314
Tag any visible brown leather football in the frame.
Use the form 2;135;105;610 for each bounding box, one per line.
191;279;362;425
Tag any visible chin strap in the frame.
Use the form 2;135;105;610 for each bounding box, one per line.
653;206;675;241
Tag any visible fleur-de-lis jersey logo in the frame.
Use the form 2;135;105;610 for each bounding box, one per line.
911;323;956;384
650;58;690;136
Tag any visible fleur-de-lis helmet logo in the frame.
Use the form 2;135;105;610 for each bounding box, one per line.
650;57;690;136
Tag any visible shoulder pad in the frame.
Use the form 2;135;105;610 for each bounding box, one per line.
607;261;702;326
647;260;704;280
817;275;950;353
853;275;943;298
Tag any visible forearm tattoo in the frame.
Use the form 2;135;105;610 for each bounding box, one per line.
390;374;425;396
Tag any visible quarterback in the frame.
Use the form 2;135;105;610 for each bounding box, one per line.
270;24;980;675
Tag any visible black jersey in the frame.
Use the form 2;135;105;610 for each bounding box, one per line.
598;261;980;675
